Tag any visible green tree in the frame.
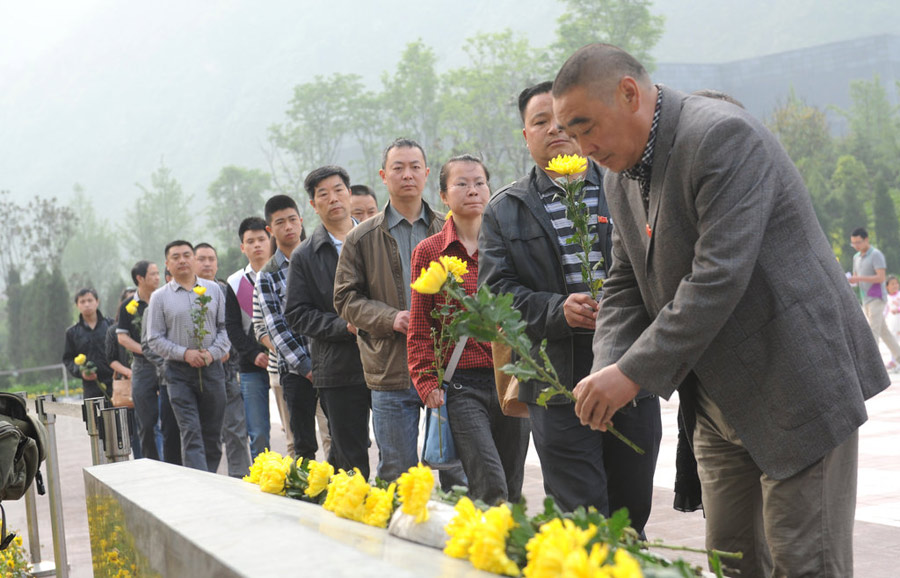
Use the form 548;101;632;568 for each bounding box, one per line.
440;30;541;188
124;159;194;262
873;174;900;273
832;154;870;269
550;0;666;71
380;40;443;197
767;91;839;246
267;74;365;201
206;166;271;246
838;76;900;182
63;184;124;305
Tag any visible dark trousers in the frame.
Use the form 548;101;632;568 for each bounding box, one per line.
281;372;319;460
317;384;371;479
132;355;181;464
528;334;661;535
446;369;530;505
165;360;226;472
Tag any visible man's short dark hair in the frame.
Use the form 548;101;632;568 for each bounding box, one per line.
852;228;869;239
553;43;650;102
164;240;194;258
518;81;553;123
439;154;491;193
350;184;377;201
381;138;427;169
264;195;300;224
304;166;350;200
238;217;269;241
131;260;153;285
194;242;216;254
74;287;98;304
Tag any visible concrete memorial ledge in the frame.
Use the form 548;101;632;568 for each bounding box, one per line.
84;459;491;577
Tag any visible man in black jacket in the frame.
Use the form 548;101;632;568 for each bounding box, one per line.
285;165;371;478
63;288;114;400
478;82;661;535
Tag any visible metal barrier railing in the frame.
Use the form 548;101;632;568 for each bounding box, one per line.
0;364;71;397
18;393;133;578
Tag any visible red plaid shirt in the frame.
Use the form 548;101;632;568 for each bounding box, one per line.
408;218;493;402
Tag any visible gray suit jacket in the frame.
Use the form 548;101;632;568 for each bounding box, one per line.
593;87;889;479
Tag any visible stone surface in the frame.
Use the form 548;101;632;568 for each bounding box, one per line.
84;459;491;577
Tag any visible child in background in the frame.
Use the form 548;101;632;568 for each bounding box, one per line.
885;275;900;338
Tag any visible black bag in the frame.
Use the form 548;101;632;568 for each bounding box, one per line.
0;393;48;550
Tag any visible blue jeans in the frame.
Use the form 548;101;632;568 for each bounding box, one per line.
240;370;270;460
371;387;465;487
165;360;226;472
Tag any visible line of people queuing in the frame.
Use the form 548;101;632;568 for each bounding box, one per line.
61;89;661;534
62;43;890;577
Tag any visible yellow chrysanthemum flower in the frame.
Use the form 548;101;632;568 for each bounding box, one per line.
74;353;87;366
443;496;482;559
362;482;397;528
125;299;139;315
562;542;610;578
305;460;335;498
13;536;22;547
411;261;448;295
605;548;642;578
396;463;435;523
323;468;370;522
523;518;598;578
546;154;588;176
193;285;207;296
243;449;276;484
468;505;520;576
445;210;453;220
258;451;290;495
438;255;468;283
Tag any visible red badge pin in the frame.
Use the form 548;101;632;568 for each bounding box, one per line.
598;215;608;224
646;224;652;238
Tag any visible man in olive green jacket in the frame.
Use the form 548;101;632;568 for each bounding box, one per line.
334;138;465;487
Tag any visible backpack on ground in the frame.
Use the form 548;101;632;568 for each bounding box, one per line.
0;392;48;550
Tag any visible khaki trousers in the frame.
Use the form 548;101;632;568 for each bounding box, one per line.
693;386;857;577
863;299;900;361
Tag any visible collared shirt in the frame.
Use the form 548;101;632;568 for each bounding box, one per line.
622;85;664;214
537;163;608;295
385;202;430;307
407;217;493;400
145;277;230;362
255;250;312;377
327;231;344;256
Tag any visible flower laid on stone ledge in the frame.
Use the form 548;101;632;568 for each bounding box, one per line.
396;463;434;523
241;457;739;577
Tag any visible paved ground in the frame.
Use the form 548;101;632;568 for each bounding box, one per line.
6;376;899;577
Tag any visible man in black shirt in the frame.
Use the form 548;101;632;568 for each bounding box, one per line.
64;288;113;400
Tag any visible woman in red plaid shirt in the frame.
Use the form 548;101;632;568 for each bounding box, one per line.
408;154;530;505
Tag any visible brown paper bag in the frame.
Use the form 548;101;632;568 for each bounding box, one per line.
111;372;134;408
491;342;529;419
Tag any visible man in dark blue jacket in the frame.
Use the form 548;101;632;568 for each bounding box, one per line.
285;165;371;479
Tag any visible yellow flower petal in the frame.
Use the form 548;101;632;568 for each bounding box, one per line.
445;210;453;220
438;255;468;282
74;354;87;366
193;285;207;296
125;299;139;315
396;463;434;523
411;261;448;295
546;154;588;176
